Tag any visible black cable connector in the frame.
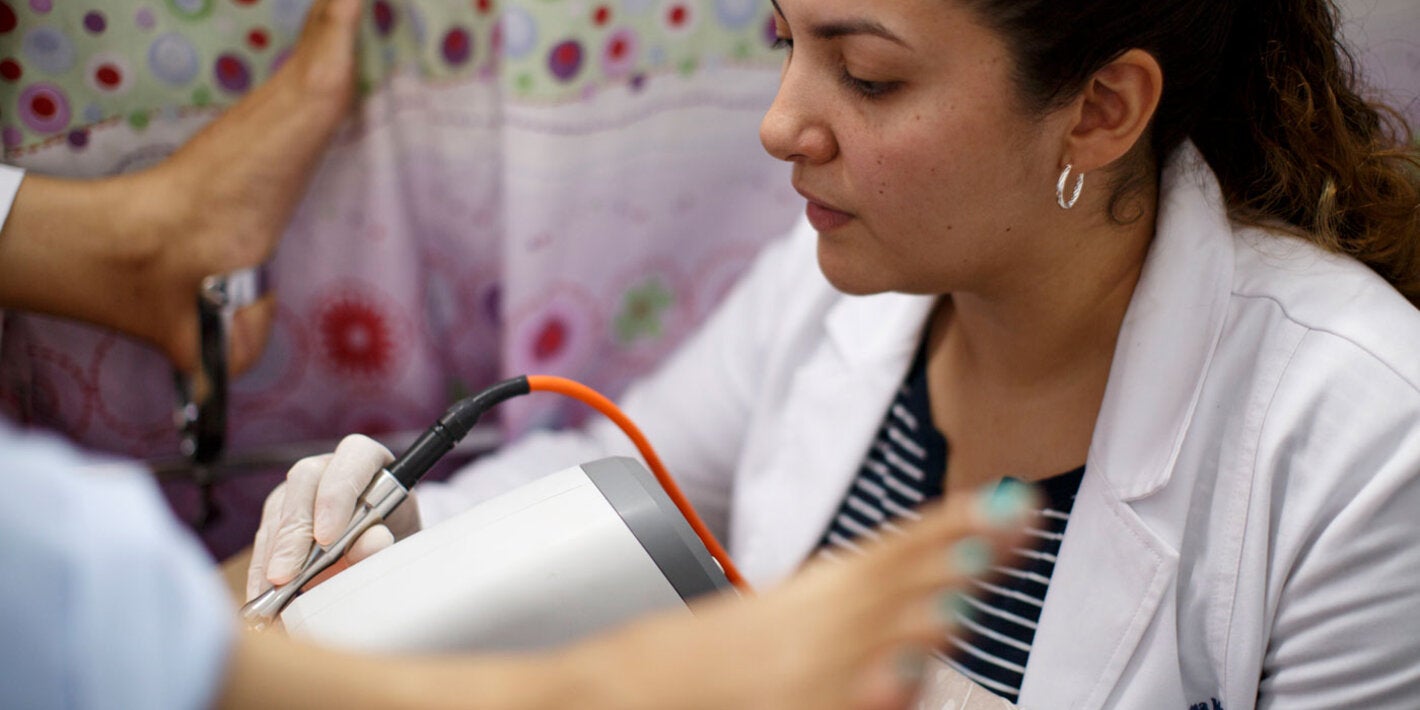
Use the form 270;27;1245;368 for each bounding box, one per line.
386;376;531;489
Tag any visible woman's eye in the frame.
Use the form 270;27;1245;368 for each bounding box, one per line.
839;71;901;99
771;36;793;52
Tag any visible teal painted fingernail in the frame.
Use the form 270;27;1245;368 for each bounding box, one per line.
950;536;994;577
982;478;1034;527
940;590;974;624
895;649;928;683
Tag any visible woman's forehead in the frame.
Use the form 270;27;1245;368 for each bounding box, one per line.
771;0;995;45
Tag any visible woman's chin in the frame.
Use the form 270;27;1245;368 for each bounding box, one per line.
816;248;887;297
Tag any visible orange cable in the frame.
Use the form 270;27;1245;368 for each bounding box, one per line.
526;375;749;591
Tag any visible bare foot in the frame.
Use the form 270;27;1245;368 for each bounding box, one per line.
135;0;361;374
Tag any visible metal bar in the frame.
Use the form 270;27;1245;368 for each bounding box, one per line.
144;424;504;481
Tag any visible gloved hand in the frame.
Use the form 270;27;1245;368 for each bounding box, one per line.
246;434;423;601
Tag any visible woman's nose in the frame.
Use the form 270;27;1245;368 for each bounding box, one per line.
759;69;837;165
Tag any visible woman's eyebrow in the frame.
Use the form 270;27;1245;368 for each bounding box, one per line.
811;19;907;46
767;0;908;48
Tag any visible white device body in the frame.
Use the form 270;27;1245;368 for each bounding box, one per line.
281;457;730;654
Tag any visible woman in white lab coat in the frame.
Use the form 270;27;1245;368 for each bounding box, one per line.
253;0;1420;706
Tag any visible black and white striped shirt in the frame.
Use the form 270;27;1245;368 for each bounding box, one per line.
817;347;1085;703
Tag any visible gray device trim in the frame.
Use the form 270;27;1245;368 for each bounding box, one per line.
583;457;732;602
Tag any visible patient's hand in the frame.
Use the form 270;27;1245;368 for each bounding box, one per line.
565;485;1037;710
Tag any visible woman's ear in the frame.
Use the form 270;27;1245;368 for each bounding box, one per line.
1063;48;1163;172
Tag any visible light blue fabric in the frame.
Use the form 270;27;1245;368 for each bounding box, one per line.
0;422;232;709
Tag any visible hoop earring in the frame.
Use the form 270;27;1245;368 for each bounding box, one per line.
1056;164;1084;210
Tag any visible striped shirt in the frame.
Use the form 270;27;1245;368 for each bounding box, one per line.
817;346;1085;703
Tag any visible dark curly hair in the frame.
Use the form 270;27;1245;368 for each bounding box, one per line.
965;0;1420;302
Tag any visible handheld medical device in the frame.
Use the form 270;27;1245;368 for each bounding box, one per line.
281;456;729;652
240;375;745;643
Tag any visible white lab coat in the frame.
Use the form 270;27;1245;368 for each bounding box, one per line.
420;144;1420;708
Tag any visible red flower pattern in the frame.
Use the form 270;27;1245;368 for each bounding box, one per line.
318;296;395;376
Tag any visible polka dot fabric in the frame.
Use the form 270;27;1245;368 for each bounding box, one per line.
0;0;779;154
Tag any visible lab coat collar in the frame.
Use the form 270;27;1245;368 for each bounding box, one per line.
761;255;936;575
747;289;934;581
1087;142;1235;501
825;291;935;368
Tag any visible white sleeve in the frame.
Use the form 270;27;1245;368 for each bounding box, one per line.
1254;336;1420;708
1257;447;1420;708
417;222;818;541
0;423;234;710
0;165;22;233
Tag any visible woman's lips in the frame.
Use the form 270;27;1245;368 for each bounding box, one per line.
805;201;853;232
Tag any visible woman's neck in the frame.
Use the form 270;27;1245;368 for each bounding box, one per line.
924;207;1156;488
933;209;1155;387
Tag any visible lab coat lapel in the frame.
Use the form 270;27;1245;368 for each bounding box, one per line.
1018;143;1235;707
737;290;935;583
1015;472;1179;708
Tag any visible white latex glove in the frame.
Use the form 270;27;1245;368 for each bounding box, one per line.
246;434;422;601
